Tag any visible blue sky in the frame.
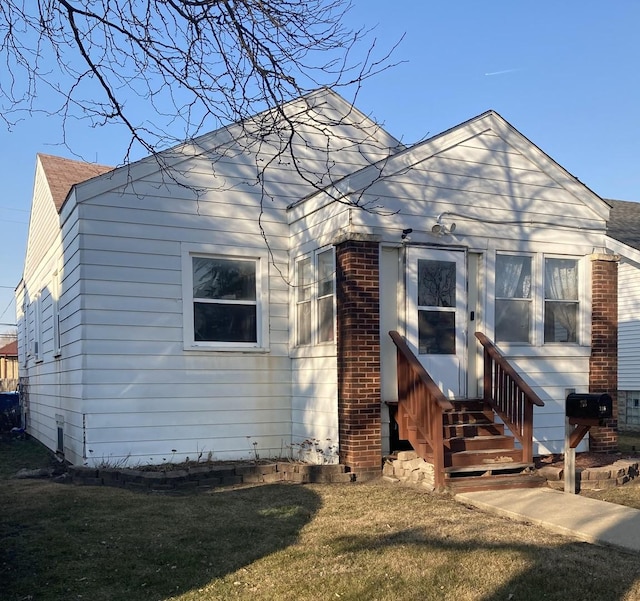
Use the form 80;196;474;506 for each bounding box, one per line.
1;1;639;335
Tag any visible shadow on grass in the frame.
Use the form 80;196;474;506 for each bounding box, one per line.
331;527;640;601
0;478;321;601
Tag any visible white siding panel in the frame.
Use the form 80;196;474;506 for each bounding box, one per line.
618;261;640;390
291;354;338;463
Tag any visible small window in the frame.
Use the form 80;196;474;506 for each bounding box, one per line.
495;254;532;343
317;249;335;343
295;248;335;346
192;257;257;343
182;246;266;350
52;270;61;357
296;257;312;346
544;258;578;343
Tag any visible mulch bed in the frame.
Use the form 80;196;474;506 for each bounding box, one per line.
536;451;640;470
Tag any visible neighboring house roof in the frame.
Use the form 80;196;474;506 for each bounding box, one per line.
0;341;17;357
607;199;640;252
38;154;113;212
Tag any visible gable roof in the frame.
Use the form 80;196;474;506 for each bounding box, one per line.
38;154;113;212
33;89;404;216
0;340;17;357
290;110;610;223
607;199;640;251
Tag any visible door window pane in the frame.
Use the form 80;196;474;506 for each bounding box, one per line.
418;310;455;354
418;260;455;307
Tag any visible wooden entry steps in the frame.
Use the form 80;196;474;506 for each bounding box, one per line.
392;398;546;493
442;399;545;492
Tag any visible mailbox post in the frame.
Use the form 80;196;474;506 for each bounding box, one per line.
564;393;613;494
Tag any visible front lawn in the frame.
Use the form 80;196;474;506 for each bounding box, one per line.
2;437;640;601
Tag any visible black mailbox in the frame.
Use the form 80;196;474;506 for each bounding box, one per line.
566;393;613;419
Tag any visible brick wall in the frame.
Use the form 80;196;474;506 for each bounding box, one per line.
589;254;619;452
335;240;382;478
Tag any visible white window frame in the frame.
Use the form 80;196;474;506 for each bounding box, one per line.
495;252;534;345
52;270;62;357
493;252;585;348
181;243;269;352
34;293;42;362
294;246;336;348
543;255;582;345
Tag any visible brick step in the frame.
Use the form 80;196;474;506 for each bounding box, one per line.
443;423;505;438
445;448;523;468
445;435;515;452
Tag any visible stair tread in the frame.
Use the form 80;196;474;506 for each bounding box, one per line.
445;434;512;442
444;462;533;474
446;448;521;456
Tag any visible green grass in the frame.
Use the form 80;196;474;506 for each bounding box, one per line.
2;438;640;601
618;430;640;453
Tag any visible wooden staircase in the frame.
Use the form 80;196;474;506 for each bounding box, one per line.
440;399;545;492
389;330;547;493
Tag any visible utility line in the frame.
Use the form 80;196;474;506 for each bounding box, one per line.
0;297;14;321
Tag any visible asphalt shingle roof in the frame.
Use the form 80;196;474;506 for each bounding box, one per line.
607;199;640;252
38;154;113;212
0;340;17;357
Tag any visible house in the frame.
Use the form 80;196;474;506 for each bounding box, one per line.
16;88;624;484
0;340;18;391
605;199;640;432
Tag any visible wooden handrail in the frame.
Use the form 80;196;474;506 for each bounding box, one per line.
389;331;453;489
475;332;544;463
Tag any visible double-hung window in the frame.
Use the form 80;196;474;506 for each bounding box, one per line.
183;245;267;350
544;257;579;343
495;254;532;343
494;253;581;346
295;248;335;346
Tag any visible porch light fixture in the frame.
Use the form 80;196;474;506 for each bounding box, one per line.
432;213;456;235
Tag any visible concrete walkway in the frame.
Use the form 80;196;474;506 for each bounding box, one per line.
456;487;640;554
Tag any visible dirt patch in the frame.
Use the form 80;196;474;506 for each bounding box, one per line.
536;451;640;470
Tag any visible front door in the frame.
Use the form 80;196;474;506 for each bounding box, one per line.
406;247;467;399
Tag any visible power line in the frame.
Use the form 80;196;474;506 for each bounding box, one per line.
0;206;29;212
0;295;15;320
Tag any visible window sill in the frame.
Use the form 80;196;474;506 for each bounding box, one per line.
183;344;270;354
